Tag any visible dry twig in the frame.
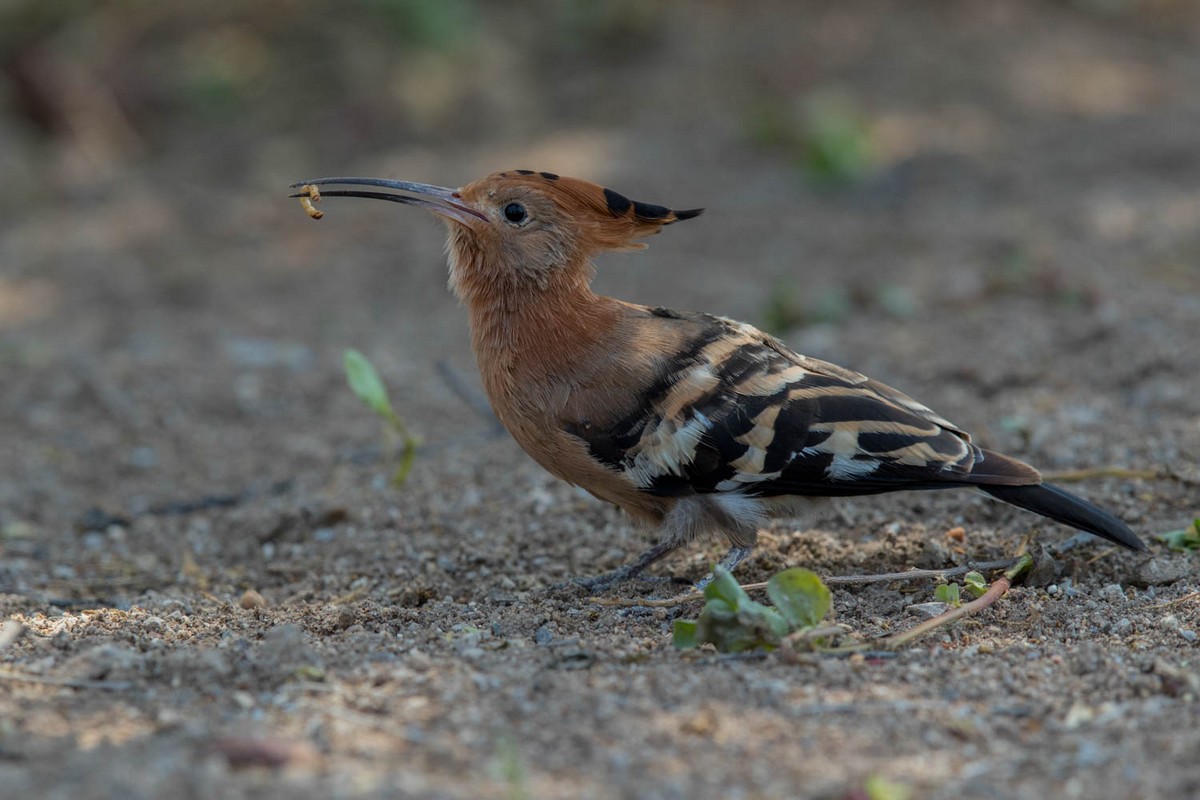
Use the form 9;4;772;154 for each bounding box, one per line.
864;553;1034;650
587;558;1023;608
1146;591;1200;611
0;671;133;691
1043;467;1158;483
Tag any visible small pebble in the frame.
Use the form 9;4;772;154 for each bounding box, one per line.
240;589;268;609
406;648;432;670
335;607;357;630
210;735;317;768
1180;630;1197;643
906;602;950;619
1136;557;1190;587
1047;584;1059;596
0;620;26;651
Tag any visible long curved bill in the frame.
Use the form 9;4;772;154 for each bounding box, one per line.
288;177;487;224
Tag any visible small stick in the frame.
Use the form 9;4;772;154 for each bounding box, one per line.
0;671;134;691
1084;547;1117;566
588;592;700;608
1146;591;1200;610
782;624;852;648
823;559;1022;585
588;558;1023;608
1042;467;1158;483
870;553;1034;650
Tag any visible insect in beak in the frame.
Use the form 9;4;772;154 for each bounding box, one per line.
288;177;488;225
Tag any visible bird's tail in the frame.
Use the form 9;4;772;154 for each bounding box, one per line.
981;483;1146;551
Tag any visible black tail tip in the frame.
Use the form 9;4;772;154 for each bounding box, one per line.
982;483;1147;552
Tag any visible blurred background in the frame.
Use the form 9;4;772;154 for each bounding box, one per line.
2;5;1200;795
2;0;1199;525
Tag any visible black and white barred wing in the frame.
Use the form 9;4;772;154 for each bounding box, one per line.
569;318;1039;498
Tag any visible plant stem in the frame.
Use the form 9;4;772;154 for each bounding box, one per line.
588;558;1023;608
0;671;133;691
1042;467;1158;482
868;552;1034;650
386;411;420;486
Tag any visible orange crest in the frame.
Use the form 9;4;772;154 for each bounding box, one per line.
460;170;703;253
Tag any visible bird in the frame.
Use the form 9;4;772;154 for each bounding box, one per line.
289;170;1146;589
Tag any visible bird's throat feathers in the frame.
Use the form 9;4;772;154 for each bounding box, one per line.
445;223;618;380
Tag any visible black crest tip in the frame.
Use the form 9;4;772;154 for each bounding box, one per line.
603;187;633;216
632;200;671;221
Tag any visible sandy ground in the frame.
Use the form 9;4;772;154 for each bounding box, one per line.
2;2;1199;798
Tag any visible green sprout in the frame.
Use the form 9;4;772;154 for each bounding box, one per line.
760;279;853;334
962;571;989;598
935;571;989;607
798;90;876;188
1159;518;1200;552
492;731;530;800
673;567;831;653
746;88;877;190
934;582;961;607
343;348;419;486
864;774;912;800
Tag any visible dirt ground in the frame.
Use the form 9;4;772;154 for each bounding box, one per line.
2;2;1199;798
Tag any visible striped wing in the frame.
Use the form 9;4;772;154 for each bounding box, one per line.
566;311;1038;499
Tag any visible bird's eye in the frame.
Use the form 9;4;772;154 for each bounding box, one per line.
503;202;527;224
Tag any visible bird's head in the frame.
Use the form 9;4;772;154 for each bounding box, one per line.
290;170;702;297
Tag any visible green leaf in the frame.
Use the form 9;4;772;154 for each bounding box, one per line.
934;583;961;607
672;620;699;650
344;348;420;486
1158;518;1200;552
492;730;529;800
703;566;752;609
688;567;790;653
766;568;831;629
799;90;875;188
963;571;989;598
343;348;395;422
864;774;911;800
696;604;787;653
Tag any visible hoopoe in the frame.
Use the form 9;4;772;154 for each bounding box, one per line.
290;170;1146;588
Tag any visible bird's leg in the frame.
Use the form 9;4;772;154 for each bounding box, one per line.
576;508;759;594
692;546;753;590
573;539;684;593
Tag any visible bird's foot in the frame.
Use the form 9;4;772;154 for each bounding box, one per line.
559;539;684;594
692;546;753;591
573;569;684;594
559;543;753;598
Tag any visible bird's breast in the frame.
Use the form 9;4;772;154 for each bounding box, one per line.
473;339;669;522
